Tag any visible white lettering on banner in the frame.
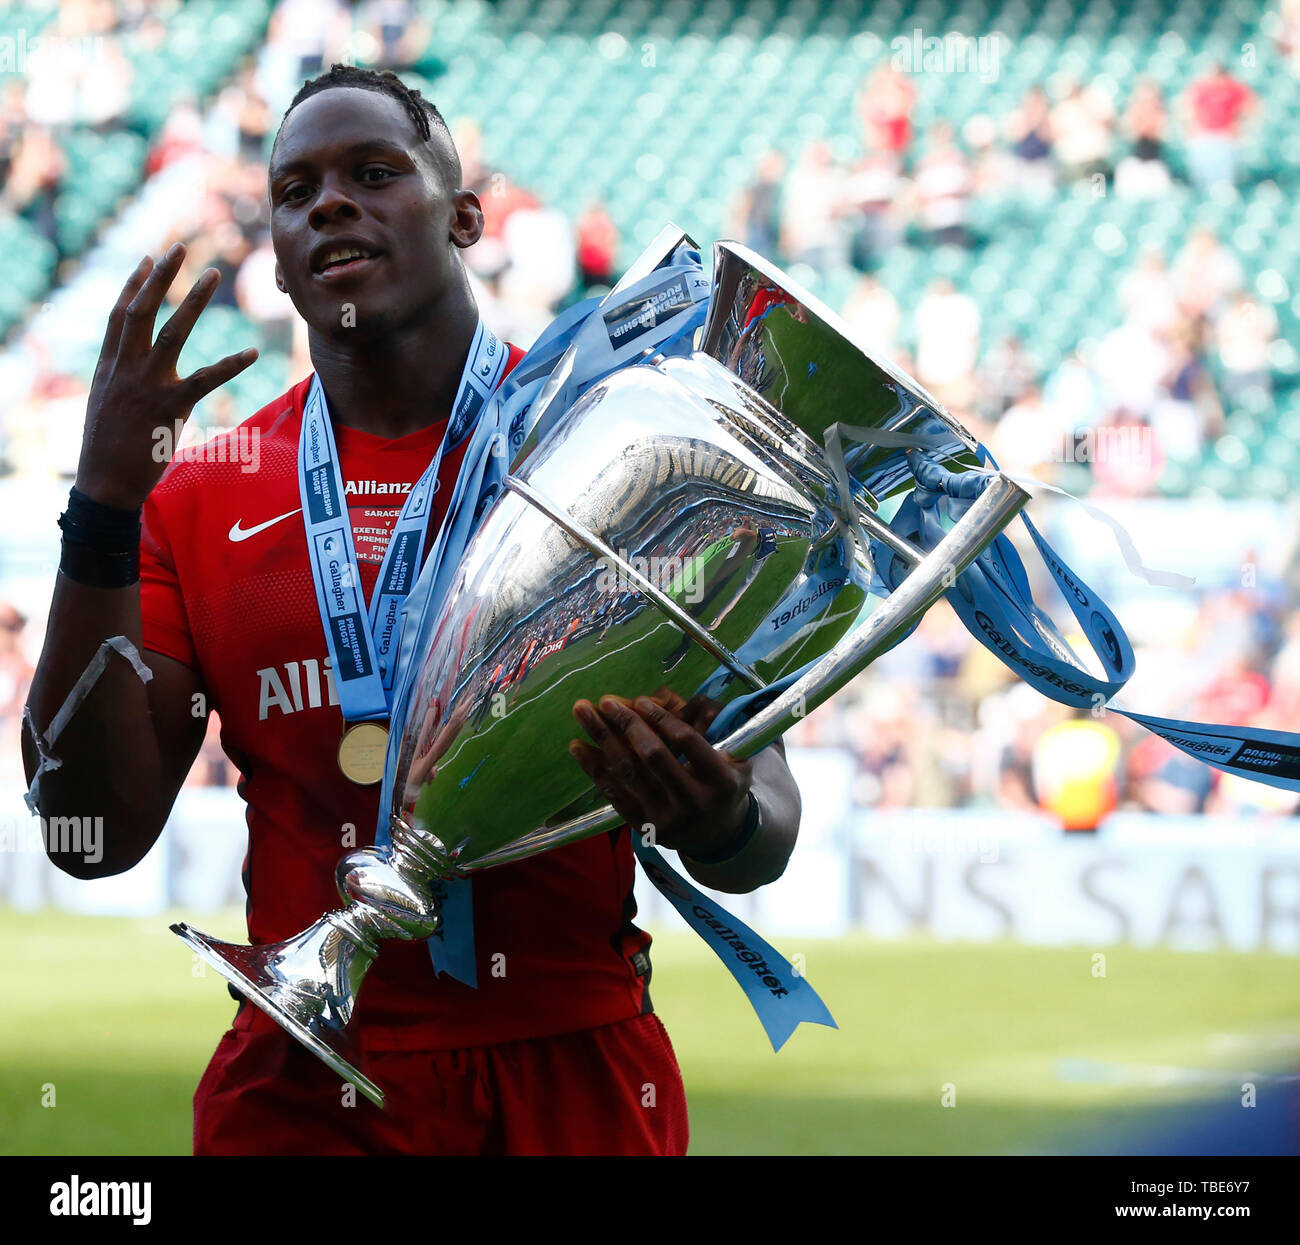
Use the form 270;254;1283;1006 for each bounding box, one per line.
625;757;1300;954
836;811;1300;953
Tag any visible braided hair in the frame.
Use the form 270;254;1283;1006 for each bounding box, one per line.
276;63;459;178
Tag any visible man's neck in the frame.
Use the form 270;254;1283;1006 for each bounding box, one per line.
309;286;480;440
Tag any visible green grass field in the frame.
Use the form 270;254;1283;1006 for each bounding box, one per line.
2;907;1296;1155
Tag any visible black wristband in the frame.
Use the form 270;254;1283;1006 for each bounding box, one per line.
58;539;141;588
59;486;142;550
685;791;762;866
58;487;142;588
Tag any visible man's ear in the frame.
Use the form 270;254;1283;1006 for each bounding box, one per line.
275;260;286;293
449;189;485;251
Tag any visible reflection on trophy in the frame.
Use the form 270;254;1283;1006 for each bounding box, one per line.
172;241;1030;1107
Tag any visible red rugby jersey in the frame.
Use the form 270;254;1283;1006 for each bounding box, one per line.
140;359;653;1052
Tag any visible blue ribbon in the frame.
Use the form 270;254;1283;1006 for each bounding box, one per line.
299;323;507;723
633;839;837;1049
876;439;1300;794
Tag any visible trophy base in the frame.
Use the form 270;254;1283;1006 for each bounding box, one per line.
172;922;385;1108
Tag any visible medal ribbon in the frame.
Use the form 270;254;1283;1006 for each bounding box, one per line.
298;321;507;723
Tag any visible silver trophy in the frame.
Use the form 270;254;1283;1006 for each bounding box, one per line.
173;239;1029;1106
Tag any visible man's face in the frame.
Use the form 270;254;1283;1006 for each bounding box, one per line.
268;87;482;339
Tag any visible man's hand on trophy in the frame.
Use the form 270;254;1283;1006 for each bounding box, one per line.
568;690;754;856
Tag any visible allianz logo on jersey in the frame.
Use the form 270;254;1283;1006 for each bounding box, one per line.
257;656;340;720
344;480;414;495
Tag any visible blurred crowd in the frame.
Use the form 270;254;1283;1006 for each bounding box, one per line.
751;56;1297;823
787;568;1300;822
730;60;1259;264
1;0;144;259
0;3;1297;823
0;0;622;443
730;60;1260;260
730;60;1281;495
831;225;1276;491
0;4;1285;465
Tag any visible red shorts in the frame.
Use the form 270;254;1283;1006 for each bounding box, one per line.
193;1010;689;1156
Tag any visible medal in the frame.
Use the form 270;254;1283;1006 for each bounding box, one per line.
337;722;390;786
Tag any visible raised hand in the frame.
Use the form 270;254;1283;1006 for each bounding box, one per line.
75;242;259;508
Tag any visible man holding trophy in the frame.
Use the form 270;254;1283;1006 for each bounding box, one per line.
24;46;1042;1153
21;66;809;1156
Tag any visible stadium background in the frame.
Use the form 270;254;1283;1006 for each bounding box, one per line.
1;0;1298;1155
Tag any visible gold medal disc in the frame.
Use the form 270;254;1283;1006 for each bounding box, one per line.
338;722;390;786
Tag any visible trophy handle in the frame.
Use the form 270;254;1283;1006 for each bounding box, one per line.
463;472;1030;871
712;471;1029;758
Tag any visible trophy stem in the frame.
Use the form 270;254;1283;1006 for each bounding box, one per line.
172;836;447;1110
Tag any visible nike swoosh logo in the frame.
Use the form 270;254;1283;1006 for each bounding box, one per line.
228;508;302;542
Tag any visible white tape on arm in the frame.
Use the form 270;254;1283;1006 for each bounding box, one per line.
23;636;153;814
